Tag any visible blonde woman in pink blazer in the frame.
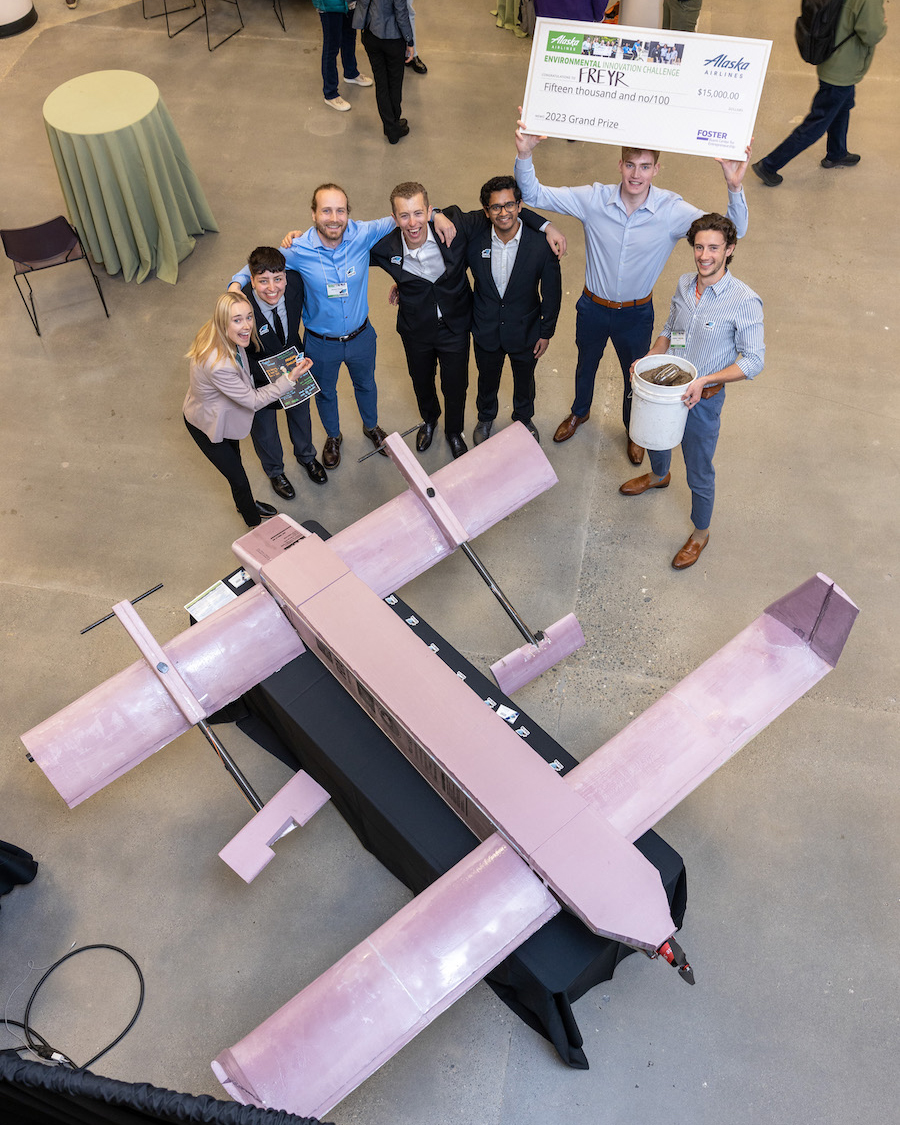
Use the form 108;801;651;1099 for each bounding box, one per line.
183;292;313;526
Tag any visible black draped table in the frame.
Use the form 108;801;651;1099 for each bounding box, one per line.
213;554;686;1069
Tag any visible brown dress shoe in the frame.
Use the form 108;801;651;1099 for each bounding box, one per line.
553;411;590;443
322;433;342;469
363;424;389;456
672;535;709;570
619;472;670;495
627;438;645;465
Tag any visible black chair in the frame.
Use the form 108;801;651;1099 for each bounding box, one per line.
1;216;110;337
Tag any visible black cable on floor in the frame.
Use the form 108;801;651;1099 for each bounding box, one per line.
21;943;145;1069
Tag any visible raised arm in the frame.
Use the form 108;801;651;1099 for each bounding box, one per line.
716;142;752;193
515;113;546;161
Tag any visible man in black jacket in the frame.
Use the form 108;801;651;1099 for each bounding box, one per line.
370;182;563;458
466;176;562;445
242;247;327;499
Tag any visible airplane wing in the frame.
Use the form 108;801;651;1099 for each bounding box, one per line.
234;423;557;597
22;425;557;808
213;835;559;1121
567;574;859;842
21;586;305;809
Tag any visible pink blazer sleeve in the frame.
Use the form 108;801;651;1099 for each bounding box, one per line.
183;348;295;443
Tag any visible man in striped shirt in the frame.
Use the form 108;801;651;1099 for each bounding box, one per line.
619;214;764;570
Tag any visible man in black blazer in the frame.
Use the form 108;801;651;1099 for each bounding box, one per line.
369;183;474;458
370;182;562;458
242;247;327;499
466;176;562;445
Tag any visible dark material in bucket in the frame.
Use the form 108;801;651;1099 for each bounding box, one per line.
641;363;693;387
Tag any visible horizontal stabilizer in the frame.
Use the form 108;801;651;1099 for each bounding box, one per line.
212;834;559;1119
567;574;858;841
491;613;586;696
218;771;331;883
22;587;305;808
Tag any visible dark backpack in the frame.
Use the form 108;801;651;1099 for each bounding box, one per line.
795;0;854;65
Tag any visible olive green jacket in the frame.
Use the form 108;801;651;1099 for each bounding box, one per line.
817;0;887;86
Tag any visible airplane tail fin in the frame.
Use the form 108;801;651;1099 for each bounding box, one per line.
764;572;858;667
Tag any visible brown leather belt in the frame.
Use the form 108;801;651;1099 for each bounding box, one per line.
583;287;652;309
700;383;723;399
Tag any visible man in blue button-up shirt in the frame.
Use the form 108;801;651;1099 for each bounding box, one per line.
231;184;393;470
514;124;750;467
619;213;764;570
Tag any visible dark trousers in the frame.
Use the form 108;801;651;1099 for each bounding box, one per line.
361;29;406;139
573;292;655;429
401;325;469;435
184;417;259;527
473;341;538;425
319;11;360;99
761;80;856;171
250;401;316;478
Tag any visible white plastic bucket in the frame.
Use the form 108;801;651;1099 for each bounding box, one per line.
629;356;697;451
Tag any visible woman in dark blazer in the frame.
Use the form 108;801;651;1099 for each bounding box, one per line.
183;292;313;527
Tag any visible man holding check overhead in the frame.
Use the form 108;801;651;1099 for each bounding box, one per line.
514;119;751;466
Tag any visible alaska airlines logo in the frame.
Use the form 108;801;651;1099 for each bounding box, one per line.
703;53;750;70
546;32;583;54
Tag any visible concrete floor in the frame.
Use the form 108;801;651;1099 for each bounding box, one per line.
1;2;897;1122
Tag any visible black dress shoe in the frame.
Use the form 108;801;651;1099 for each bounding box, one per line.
447;432;467;459
269;474;295;500
254;500;278;518
406;55;427;74
302;459;327;484
416;422;435;452
752;160;782;187
821;152;861;168
387;122;410;144
524;420;540;443
322;433;342;469
473;420;492;445
363;424;390;456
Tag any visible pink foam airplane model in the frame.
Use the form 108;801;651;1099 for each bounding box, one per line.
21;424;858;1121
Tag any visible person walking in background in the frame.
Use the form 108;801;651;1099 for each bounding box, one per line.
752;0;886;186
662;0;702;33
352;0;414;144
313;0;374;113
183;293;313;527
405;1;428;73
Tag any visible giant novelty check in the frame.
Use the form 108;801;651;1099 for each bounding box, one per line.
521;19;771;159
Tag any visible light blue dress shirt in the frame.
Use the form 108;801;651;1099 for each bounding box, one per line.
231;217;395;337
514;155;749;303
661;269;764;381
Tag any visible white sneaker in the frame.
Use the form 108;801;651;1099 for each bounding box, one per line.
344;74;373;87
325;96;352;112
